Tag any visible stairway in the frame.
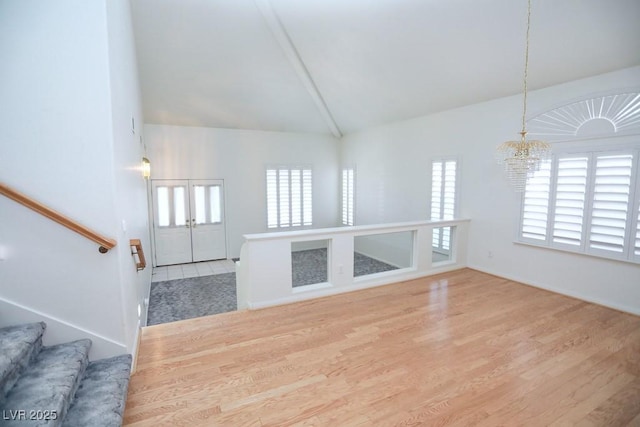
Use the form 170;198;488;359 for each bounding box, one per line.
0;322;131;426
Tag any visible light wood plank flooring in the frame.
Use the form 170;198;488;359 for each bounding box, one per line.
124;268;640;426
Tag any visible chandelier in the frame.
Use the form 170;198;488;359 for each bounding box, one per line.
496;0;551;192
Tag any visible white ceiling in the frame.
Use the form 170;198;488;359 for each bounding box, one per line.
130;0;640;136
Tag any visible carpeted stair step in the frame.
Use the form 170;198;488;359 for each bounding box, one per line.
0;322;46;404
62;354;132;427
2;339;91;427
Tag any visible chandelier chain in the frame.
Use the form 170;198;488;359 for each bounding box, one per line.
521;0;531;135
495;0;551;192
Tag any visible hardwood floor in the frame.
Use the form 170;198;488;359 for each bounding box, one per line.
123;268;640;426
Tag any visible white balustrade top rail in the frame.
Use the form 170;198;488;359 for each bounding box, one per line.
237;218;470;310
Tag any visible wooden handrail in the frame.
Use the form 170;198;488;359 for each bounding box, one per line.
0;182;116;253
130;239;146;271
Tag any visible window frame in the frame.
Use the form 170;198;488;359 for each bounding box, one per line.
341;166;355;226
430;156;460;252
266;165;313;230
430;156;460;221
517;139;640;264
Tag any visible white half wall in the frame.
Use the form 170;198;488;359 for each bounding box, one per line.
237;219;469;310
341;66;640;315
145;124;340;260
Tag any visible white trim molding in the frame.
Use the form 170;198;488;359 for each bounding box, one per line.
528;90;640;142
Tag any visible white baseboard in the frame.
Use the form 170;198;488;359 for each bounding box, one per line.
130;321;141;374
0;296;127;360
467;264;640;316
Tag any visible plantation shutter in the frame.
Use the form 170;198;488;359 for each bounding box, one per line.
266;169;278;228
431;159;457;249
431;162;443;220
431;160;457;220
519;148;640;263
342;168;354;226
291;169;302;226
635;203;640;258
279;169;290;226
588;154;633;254
302;169;312;226
521;159;551;241
552;157;589;246
266;167;312;228
443;161;457;219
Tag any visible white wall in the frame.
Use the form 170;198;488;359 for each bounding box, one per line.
145;124;339;260
0;0;148;358
106;0;152;349
354;231;414;268
341;66;640;315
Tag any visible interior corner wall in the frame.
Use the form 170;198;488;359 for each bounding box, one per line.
106;0;151;352
0;0;136;358
340;66;640;315
144;124;340;261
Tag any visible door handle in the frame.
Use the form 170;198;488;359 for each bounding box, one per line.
192;219;197;228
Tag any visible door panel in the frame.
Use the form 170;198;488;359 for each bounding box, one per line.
152;180;193;266
152;179;227;266
190;180;227;262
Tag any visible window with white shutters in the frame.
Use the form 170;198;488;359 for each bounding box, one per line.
266;167;312;229
342;168;354;226
431;158;458;250
519;147;639;263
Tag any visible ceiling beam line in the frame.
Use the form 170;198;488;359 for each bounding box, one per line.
254;0;343;138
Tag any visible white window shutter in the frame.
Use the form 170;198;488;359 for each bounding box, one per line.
431;158;458;250
552;157;589;246
521;159;552;241
443;161;457;220
266;167;312;229
266;169;279;228
342;168;354;226
588;154;633;254
635;202;640;258
302;169;312;226
279;169;290;227
290;169;302;227
431;160;457;220
431;161;443;220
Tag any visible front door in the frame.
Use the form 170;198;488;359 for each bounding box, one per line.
152;179;227;266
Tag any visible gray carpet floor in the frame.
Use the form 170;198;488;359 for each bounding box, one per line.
292;248;398;287
147;250;399;326
147;273;236;326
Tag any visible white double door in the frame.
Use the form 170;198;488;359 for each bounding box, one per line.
152;179;227;266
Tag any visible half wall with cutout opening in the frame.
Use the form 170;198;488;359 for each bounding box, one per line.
354;231;413;278
291;240;330;288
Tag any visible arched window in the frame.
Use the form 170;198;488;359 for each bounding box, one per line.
519;91;640;263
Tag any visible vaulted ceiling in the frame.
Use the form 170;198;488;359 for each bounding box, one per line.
130;0;640;137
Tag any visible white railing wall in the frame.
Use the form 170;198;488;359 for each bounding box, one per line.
237;219;470;310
